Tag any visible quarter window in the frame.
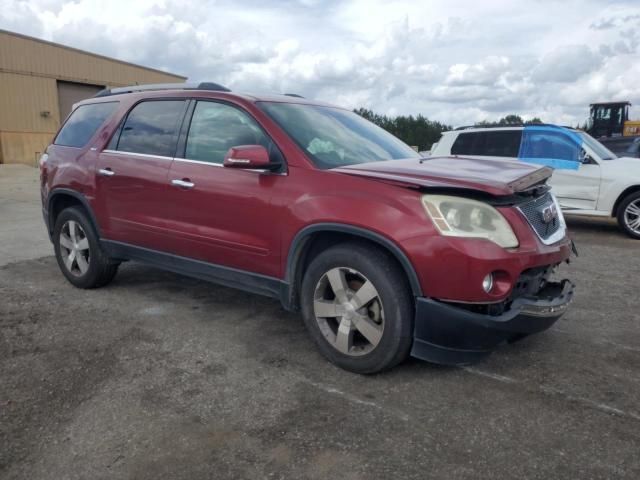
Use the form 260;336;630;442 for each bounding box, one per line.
54;102;118;148
116;100;186;157
185;101;271;164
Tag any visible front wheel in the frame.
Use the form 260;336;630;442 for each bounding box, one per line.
300;242;414;374
617;191;640;239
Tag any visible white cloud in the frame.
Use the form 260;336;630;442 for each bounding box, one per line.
532;45;603;83
1;0;640;126
446;57;511;86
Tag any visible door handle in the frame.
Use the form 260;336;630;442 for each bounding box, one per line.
98;168;115;177
171;179;195;189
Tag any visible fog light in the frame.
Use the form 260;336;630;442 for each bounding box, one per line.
482;273;494;293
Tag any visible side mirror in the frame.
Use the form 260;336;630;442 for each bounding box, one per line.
223;145;272;169
579;149;594;165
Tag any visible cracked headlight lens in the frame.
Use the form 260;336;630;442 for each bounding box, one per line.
422;195;519;248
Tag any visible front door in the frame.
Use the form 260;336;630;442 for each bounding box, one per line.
549;163;601;211
95;99;187;251
164;100;285;277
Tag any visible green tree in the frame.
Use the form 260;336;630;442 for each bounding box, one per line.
499;114;524;125
353;108;451;151
475;114;545;127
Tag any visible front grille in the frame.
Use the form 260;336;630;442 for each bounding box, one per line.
517;192;563;243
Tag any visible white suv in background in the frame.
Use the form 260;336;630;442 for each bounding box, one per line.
431;125;640;239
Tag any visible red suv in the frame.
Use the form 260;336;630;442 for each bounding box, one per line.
40;83;575;373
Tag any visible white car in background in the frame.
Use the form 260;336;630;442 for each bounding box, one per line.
431;125;640;239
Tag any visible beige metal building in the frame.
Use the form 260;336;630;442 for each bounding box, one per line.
0;29;187;165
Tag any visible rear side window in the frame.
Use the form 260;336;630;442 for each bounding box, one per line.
482;131;522;157
115;100;186;157
451;131;521;157
54;102;118;148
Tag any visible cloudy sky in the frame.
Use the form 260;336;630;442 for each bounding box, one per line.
2;0;640;126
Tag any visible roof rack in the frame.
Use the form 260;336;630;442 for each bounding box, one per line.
454;123;562;131
93;82;231;98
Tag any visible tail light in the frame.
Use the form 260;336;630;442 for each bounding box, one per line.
39;153;48;184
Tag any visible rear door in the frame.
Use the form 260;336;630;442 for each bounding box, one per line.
95;99;187;251
163;100;285;277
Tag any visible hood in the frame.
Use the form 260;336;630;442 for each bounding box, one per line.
332;156;553;196
612;155;640;163
596;155;640;177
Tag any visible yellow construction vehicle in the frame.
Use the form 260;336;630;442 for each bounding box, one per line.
587;101;640;154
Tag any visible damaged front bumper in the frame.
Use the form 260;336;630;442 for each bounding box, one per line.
410;279;574;366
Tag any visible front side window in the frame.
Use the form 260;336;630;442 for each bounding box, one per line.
116;100;186;157
259;102;419;169
519;128;581;170
54;102;118;148
185;101;271;164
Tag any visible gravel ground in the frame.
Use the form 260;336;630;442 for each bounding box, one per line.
1;166;639;479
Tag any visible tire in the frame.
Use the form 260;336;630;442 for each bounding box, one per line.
300;242;414;374
53;206;119;288
616;191;640;239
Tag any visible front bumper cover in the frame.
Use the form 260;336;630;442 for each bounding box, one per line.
410;279;574;365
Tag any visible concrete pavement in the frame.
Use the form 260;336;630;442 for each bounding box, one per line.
0;165;51;266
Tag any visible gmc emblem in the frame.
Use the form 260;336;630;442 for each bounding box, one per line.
541;203;558;224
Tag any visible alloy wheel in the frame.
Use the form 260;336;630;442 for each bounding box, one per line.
313;267;385;356
624;199;640;235
59;220;90;277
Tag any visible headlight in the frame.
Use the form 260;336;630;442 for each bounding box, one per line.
421;195;519;248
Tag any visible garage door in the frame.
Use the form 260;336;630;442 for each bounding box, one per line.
57;81;105;122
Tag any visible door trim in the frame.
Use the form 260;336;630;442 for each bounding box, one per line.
101;239;286;300
102;149;173;161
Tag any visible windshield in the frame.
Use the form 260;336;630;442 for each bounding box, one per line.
259;102;420;169
577;131;617;160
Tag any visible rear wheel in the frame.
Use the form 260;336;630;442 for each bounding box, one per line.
53;207;119;288
617;191;640;239
300;242;414;374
